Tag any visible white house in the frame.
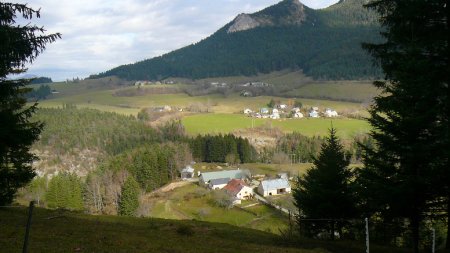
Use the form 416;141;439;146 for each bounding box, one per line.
292;107;301;113
243;108;253;114
260;108;269;114
223;179;254;200
279;104;287;109
324;108;338;117
209;178;230;190
309;109;319;118
294;112;304;118
270;112;280;119
272;108;279;114
180;166;195;180
258;178;291;197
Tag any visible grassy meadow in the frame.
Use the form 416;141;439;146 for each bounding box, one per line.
182;113;370;137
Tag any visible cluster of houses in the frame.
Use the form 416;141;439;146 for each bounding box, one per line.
244;105;339;119
134;80;175;86
181;167;292;205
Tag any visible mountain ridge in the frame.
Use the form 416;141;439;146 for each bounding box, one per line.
92;0;381;81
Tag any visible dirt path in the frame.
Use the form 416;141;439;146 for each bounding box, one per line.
152;180;191;195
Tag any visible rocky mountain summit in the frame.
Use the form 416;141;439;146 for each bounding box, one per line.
227;0;309;33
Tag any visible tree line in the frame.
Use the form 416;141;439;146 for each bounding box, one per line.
190;134;256;164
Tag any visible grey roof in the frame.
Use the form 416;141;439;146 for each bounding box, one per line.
261;178;290;191
209;178;231;186
181;166;194;173
200;169;249;183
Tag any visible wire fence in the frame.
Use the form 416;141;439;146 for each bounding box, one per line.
279;215;446;252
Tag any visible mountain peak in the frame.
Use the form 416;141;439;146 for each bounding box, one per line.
227;0;309;33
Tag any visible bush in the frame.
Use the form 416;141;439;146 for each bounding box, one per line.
211;190;233;209
176;224;194;236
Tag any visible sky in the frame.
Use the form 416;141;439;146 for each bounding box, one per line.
21;0;339;81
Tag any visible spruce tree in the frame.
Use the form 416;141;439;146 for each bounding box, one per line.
360;1;449;251
0;3;60;205
293;127;356;240
119;176;140;216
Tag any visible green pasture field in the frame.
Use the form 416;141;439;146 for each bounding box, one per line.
289;81;379;103
182;113;370;138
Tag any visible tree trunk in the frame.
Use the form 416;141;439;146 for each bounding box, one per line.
330;220;335;240
446;196;450;249
411;215;420;253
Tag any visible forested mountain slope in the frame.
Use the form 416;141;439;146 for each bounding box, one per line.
93;0;381;81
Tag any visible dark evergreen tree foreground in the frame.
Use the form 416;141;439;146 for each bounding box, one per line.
293;127;356;240
0;3;60;205
359;0;449;252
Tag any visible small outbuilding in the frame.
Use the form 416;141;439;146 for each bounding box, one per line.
180;166;195;180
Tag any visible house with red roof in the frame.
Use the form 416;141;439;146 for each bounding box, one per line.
223;179;254;201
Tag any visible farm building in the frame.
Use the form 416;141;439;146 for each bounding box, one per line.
258;178;291;197
180;166;195;180
223;179;254;200
324;108;338;117
209;178;231;190
199;169;250;187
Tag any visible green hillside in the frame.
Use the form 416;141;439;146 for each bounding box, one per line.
0;207;410;253
93;0;381;81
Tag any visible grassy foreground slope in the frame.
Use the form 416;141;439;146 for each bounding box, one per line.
0;207;411;253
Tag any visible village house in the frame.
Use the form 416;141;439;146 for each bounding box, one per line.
309;108;319;118
243;108;253;114
258;178;291;197
134;80;152;86
223;179;253;200
260;108;269;114
292;107;301;113
278;104;287;109
199;169;250;187
324;108;338;117
180;166;195;180
294;112;304;118
241;90;252;97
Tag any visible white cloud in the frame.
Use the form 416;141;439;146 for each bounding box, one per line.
20;0;338;81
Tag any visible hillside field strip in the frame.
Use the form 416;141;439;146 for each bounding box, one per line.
182;114;370;138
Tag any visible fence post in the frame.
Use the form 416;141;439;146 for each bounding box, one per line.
431;228;435;253
22;201;35;253
365;217;369;253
